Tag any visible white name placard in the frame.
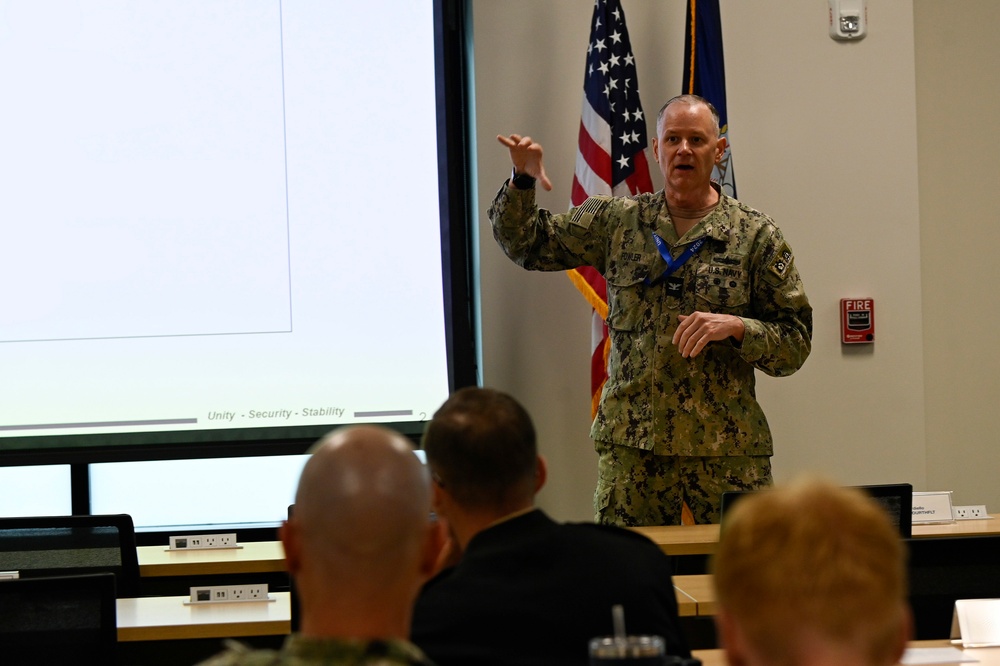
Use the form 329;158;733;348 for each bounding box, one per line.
912;491;955;524
952;598;1000;647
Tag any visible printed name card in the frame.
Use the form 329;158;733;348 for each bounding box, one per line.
912;491;954;524
952;598;1000;647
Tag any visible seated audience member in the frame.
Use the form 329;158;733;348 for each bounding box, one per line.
712;477;911;666
199;425;441;666
410;387;691;666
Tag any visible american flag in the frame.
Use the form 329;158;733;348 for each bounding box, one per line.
567;0;654;418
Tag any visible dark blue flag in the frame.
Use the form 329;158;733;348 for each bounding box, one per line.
683;0;735;198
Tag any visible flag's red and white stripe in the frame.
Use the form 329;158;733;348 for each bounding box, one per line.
568;0;654;418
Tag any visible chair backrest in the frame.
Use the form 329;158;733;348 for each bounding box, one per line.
0;514;140;597
858;483;913;538
719;488;753;518
906;534;1000;639
0;572;117;665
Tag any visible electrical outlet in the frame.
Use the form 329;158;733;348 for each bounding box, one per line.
187;584;272;604
246;585;268;600
190;586;232;603
954;505;989;520
168;533;238;550
189;586;230;604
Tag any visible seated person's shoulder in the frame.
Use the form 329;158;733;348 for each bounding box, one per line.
196;641;281;666
564;521;666;551
418;563;457;592
198;638;433;666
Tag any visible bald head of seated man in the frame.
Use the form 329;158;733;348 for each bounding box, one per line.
712;477;911;666
198;425;442;666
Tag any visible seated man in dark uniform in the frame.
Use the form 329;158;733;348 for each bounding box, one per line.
410;387;691;665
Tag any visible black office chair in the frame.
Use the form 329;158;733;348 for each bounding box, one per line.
0;572;117;665
907;534;1000;639
0;514;140;597
858;483;913;538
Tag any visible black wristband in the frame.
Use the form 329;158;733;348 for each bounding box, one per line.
511;167;536;190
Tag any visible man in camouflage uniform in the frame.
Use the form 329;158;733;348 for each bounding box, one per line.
198;425;441;666
492;95;812;526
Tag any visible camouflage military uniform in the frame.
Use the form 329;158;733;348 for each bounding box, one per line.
489;181;812;526
197;635;436;666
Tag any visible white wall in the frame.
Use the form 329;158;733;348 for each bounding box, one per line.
473;1;945;522
722;2;925;488
914;1;1000;507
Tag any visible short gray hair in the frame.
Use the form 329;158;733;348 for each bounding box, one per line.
656;94;721;137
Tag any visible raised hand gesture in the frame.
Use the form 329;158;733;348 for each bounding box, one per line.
496;134;554;191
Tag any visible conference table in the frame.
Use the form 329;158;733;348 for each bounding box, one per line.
117;578;706;643
117;592;292;642
692;641;1000;666
118;592;996;666
117;588;700;642
127;517;998;641
137;541;287;578
118;593;996;666
136;515;1000;577
671;574;716;617
630;514;1000;557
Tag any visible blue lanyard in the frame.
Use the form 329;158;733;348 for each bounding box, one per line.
644;234;705;286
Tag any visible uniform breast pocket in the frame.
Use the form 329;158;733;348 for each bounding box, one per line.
605;274;647;332
695;263;749;314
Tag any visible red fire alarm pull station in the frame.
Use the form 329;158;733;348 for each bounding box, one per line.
841;299;875;343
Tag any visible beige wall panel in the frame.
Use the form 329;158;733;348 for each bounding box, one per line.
915;0;1000;507
721;2;926;487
